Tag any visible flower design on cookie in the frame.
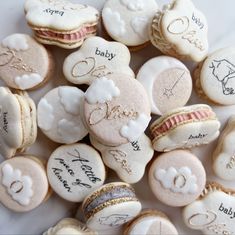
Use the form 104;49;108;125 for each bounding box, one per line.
2;163;33;206
120;0;145;11
155;166;198;194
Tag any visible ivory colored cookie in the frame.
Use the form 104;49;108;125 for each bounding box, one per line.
82;182;142;231
150;0;208;62
24;0;99;49
47;143;106;202
136;56;192;115
43;218;97;235
0;156;48;212
0;87;37;159
37;86;88;144
124;210;178;235
102;0;158;47
213;116;235;181
195;47;235;105
82;74;151;146
183;183;235;235
148;150;206;207
90;134;154;184
0;33;53;90
150;104;220;152
63;36;134;85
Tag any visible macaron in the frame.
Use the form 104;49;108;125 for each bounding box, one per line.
82;182;142;231
37;86;88;144
63;36;134;85
43;218;98;235
124;210;178;235
0;87;37;159
136;56;192;115
47;143;106;202
150;104;220;152
0;33;54;90
0;155;49;212
82;74;151;146
194;47;235;105
148;150;206;207
90;134;154;184
183;182;235;235
213;116;235;181
24;0;99;49
150;0;208;62
102;0;159;50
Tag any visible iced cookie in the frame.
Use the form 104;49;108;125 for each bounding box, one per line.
82;75;151;146
47;143;106;202
136;56;192;115
0;87;37;159
37;86;88;144
0;156;49;212
63;36;134;85
43;218;97;235
148;150;206;207
124;210;178;235
82;182;142;231
0;33;54;90
102;0;158;49
24;0;99;49
150;0;208;62
213;116;235;181
90;134;154;184
150;104;220;152
194;47;235;105
183;182;235;235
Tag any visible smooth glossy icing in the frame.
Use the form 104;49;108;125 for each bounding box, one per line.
2;34;29;51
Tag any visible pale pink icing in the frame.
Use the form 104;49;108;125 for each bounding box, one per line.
35;25;96;42
151;109;214;139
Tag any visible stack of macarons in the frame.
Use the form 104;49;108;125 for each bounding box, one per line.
1;0;235;234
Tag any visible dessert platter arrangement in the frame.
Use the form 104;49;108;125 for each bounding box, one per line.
1;0;235;234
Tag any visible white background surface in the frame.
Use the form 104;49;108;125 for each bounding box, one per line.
1;0;235;234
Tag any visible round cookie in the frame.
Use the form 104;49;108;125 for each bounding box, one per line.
0;156;49;212
136;56;192;115
102;0;158;48
82;182;142;231
82;74;151;146
148;150;206;207
124;210;178;235
47;143;106;202
0;33;54;90
195;47;235;105
37;86;88;144
90;134;154;184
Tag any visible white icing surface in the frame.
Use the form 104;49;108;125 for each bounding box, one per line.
14;73;43;90
58;87;84;115
85;77;120;104
155;167;198;194
102;8;126;37
120;0;145;11
2;34;28;51
131;16;149;40
2;163;33;206
120;114;151;142
37;98;55;131
56;227;81;235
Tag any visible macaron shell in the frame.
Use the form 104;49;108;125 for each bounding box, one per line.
0;157;48;212
148;150;206;207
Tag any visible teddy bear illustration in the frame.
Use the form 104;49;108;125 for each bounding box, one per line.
210;59;235;95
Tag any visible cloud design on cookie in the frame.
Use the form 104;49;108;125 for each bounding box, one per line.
2;34;29;51
131;16;149;40
2;163;33;206
58;87;84;115
120;0;145;11
155;167;198;194
120;114;151;142
14;73;43;90
102;8;126;37
85;77;120;104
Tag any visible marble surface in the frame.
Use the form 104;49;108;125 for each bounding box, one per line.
1;0;235;234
